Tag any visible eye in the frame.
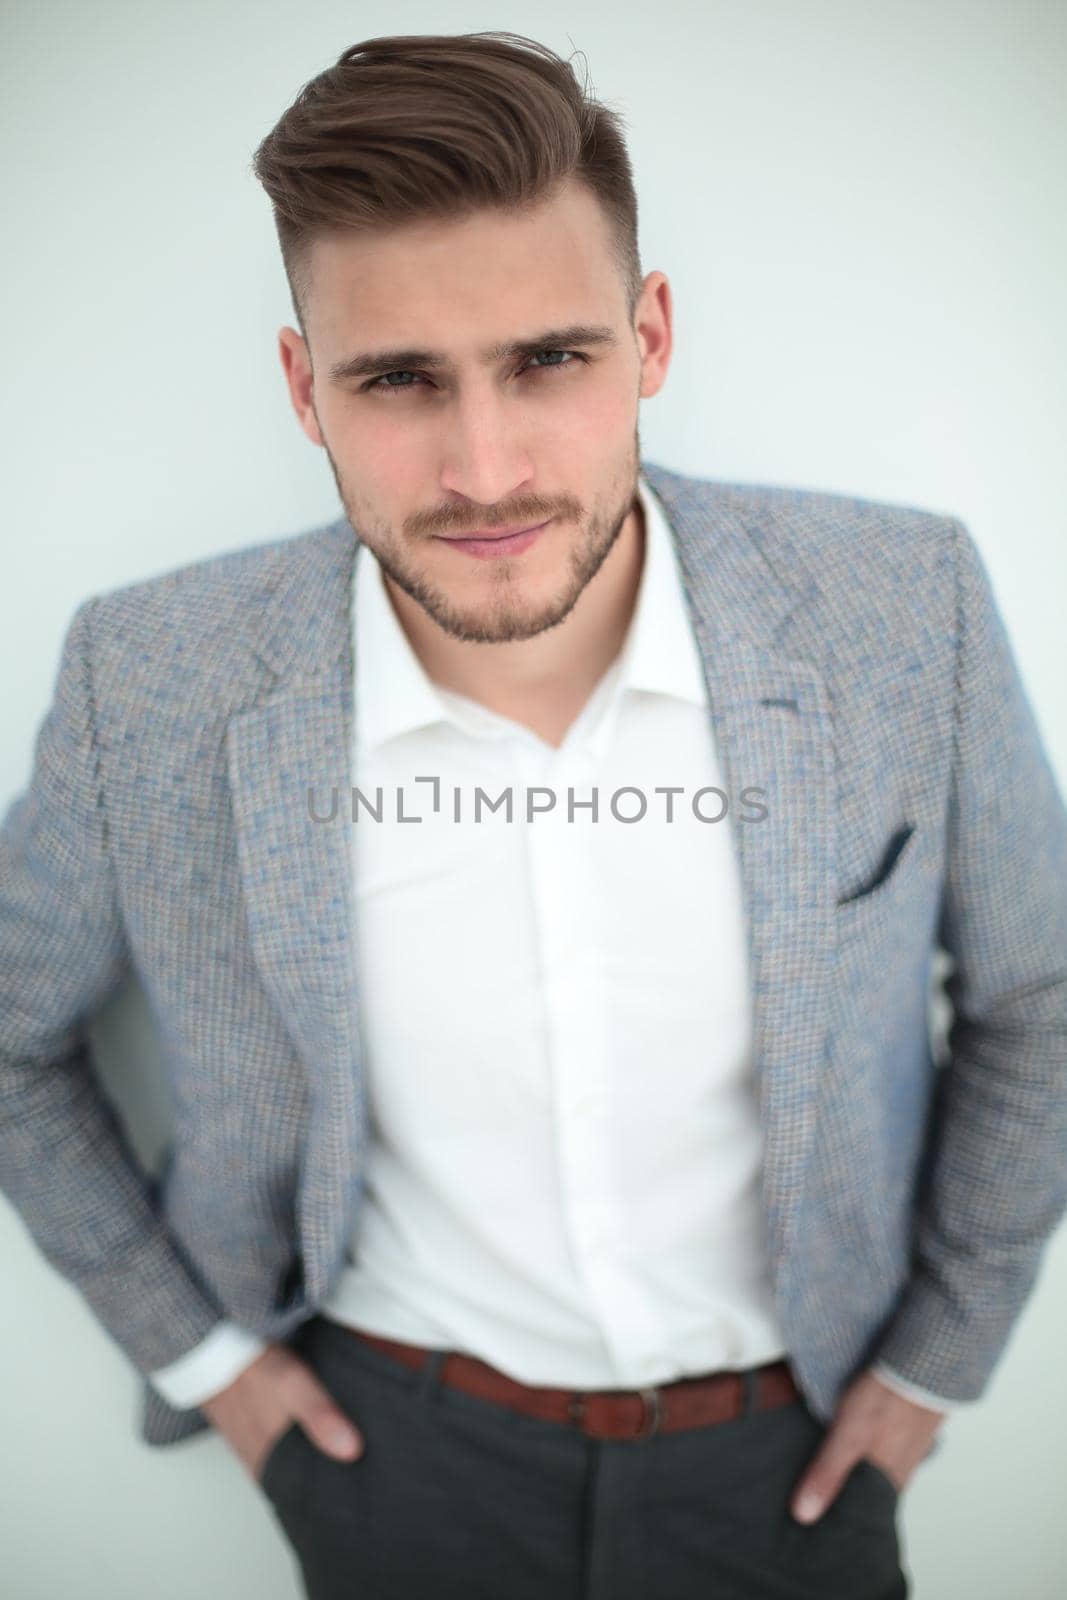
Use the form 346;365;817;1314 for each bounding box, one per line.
526;349;579;371
361;349;587;396
364;369;424;394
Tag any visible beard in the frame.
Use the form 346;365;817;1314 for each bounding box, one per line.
319;425;642;646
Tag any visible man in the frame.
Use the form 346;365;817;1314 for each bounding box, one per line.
2;30;1065;1600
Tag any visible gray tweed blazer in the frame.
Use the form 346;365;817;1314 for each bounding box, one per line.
2;459;1066;1450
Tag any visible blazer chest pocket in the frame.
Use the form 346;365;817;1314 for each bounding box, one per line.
835;821;921;948
836;822;916;907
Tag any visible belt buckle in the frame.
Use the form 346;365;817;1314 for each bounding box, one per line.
567;1385;663;1440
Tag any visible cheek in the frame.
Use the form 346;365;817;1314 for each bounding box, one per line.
325;403;408;480
552;381;632;452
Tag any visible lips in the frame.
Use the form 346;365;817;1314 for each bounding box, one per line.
434;519;552;560
439;520;548;541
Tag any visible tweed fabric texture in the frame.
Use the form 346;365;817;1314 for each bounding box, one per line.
1;459;1065;1450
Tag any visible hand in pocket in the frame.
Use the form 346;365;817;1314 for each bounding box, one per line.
198;1342;366;1485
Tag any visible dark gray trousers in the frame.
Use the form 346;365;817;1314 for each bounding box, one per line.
258;1315;909;1599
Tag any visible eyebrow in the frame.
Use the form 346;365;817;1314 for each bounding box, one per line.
327;323;619;384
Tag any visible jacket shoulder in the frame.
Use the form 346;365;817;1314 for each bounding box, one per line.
730;480;963;644
83;518;346;709
645;461;961;636
654;462;955;556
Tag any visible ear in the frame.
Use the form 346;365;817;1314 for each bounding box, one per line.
634;272;673;401
278;326;324;447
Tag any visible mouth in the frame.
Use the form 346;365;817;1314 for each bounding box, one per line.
433;518;553;560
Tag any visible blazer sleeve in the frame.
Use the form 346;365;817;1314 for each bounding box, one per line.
0;597;224;1374
149;1318;269;1409
869;517;1067;1402
868;1359;961;1412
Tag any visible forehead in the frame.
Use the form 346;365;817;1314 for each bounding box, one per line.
304;179;621;349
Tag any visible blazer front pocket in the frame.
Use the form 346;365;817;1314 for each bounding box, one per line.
834;821;921;949
836;822;916;907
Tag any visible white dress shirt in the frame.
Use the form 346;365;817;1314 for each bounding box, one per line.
150;474;957;1415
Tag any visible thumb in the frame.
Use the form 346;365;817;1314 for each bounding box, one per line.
290;1368;364;1462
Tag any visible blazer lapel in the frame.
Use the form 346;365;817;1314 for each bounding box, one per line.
643;463;837;1288
226;520;366;1304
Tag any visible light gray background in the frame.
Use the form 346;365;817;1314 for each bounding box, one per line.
2;2;1065;1595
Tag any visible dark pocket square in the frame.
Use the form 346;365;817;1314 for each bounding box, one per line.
836;823;916;906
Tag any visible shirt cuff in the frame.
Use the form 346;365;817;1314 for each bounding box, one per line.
148;1319;269;1410
869;1360;960;1413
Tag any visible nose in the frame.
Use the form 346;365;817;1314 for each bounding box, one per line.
437;388;537;513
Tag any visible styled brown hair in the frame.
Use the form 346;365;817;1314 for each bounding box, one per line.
251;31;642;339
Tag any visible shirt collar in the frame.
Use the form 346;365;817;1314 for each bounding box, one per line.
354;471;709;756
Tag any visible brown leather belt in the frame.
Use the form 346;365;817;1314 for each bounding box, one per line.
349;1327;799;1442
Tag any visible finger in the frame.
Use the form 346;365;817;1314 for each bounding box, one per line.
301;1400;364;1461
289;1367;364;1461
790;1441;860;1524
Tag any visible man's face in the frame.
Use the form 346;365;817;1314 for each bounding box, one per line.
279;178;670;645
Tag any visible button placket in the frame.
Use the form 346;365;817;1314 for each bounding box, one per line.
526;748;615;1281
